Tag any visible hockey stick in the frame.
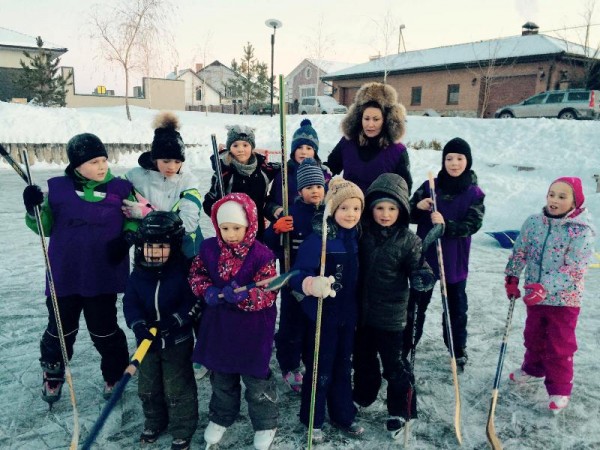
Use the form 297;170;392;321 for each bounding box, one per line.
82;328;158;450
307;200;332;449
215;269;300;299
485;297;516;450
210;134;225;198
0;143;29;183
279;74;292;273
428;172;462;445
22;149;80;449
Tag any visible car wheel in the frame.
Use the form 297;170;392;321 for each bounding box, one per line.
301;111;307;115
558;110;577;120
321;111;327;114
498;111;514;119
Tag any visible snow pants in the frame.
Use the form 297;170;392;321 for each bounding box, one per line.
275;288;305;374
40;293;129;384
353;326;417;420
208;370;278;431
138;339;198;440
521;305;580;396
300;320;357;429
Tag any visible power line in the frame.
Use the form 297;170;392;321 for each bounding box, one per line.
542;23;600;34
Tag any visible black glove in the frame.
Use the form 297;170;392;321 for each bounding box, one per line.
106;232;135;265
132;322;154;342
23;184;44;215
410;267;436;292
161;314;186;332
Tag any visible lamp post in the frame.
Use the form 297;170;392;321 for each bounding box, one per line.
265;19;282;117
398;24;406;53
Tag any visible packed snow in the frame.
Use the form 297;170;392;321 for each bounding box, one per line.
0;101;599;449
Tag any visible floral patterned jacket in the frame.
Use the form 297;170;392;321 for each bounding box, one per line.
505;207;595;307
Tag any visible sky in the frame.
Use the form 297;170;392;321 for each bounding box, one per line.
3;0;600;95
1;103;599;449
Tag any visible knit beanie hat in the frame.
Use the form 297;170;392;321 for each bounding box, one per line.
325;178;365;214
551;176;585;208
67;133;108;169
368;192;400;210
442;137;472;170
297;157;325;191
292;118;319;155
151;111;185;161
216;200;249;227
226;125;256;151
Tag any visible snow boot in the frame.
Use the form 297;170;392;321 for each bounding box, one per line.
509;368;541;384
171;437;191;450
386;416;407;440
140;426;166;444
253;428;276;450
282;368;303;393
332;421;364;437
204;421;227;447
307;428;324;445
455;348;468;372
41;362;64;406
549;395;570;413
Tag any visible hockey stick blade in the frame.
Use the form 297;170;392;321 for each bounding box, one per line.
0;143;29;183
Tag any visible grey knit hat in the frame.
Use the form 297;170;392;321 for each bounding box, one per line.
226;125;256;150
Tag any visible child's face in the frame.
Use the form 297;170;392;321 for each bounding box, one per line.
361;106;384;138
294;145;315;164
372;201;399;227
156;159;182;177
77;156;108;182
143;242;171;265
547;182;575;215
219;222;247;245
300;185;325;205
229;140;253;164
334;198;362;229
444;153;468;177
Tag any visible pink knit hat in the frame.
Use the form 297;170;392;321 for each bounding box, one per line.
551;177;585;208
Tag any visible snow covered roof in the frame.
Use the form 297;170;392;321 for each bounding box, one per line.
307;59;356;74
323;34;596;80
0;26;67;54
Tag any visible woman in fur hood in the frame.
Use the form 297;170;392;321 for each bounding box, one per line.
325;82;412;193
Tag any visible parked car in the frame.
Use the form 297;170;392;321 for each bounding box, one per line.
240;102;273;115
495;89;600;120
299;96;348;114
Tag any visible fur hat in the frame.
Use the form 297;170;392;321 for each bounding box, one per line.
341;82;406;146
551;176;585;208
297;157;325;191
67;133;108;169
151;112;185;161
325;178;364;214
216;200;248;227
292;118;319;156
443;137;472;170
226;125;256;150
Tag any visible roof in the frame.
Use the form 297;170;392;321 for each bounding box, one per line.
0;27;67;55
323;34;597;80
307;59;356;74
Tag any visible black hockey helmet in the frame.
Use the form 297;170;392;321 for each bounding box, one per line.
134;211;184;269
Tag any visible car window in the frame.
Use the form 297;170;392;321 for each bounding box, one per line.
567;92;589;102
546;93;565;103
523;94;547;105
302;98;315;106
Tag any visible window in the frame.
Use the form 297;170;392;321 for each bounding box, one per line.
304;67;312;79
447;84;460;105
546;93;564;103
300;86;315;98
195;87;202;101
411;86;422;106
567;91;589;102
523;94;547;105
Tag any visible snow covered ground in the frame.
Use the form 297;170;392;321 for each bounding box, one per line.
0;102;599;449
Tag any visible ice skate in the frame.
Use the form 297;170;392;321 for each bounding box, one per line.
253;428;276;450
204;421;227;449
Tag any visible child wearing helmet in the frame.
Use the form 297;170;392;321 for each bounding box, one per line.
123;211;199;449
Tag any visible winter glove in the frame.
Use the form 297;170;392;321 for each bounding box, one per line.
161;314;186;332
132;322;154;342
122;193;155;219
504;276;521;300
410;268;436;292
523;283;546;306
106;231;135;265
302;275;336;298
204;286;224;306
23;184;44;215
222;280;249;304
188;298;204;322
273;215;294;234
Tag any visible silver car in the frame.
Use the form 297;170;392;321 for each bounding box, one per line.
495;89;600;120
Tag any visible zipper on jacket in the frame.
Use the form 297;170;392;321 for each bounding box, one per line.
537;221;552;283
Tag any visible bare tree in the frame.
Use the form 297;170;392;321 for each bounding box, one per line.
90;0;174;120
190;31;213;116
304;15;335;99
369;10;399;83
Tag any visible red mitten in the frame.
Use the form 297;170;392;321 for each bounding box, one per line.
523;283;546;306
504;276;521;299
273;216;294;234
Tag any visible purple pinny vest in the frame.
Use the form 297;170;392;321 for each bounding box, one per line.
46;176;132;297
193;237;277;378
340;139;406;192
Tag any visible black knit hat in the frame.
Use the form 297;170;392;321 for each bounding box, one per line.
151;112;185;161
292;118;319;156
297;157;325;191
66;133;108;169
226;125;256;151
442;137;472;170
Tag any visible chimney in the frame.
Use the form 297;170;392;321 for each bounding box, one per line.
174;65;178;75
522;21;539;36
195;63;203;73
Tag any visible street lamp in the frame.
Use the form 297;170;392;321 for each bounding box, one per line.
265;18;282;117
398;24;406;53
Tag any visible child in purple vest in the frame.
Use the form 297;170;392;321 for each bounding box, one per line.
407;137;485;372
505;177;595;413
21;133;134;405
189;193;279;450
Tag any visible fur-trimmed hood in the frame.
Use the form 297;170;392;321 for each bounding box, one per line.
341;82;406;146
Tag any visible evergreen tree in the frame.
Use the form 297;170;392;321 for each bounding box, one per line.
18;36;72;107
224;42;271;111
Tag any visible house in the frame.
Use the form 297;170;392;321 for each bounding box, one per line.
322;23;600;118
0;27;67;102
166;65;223;111
285;58;355;113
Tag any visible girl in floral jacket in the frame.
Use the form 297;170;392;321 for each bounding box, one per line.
504;177;595;413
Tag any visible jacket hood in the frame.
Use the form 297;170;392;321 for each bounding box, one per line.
365;173;410;227
210;192;258;248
